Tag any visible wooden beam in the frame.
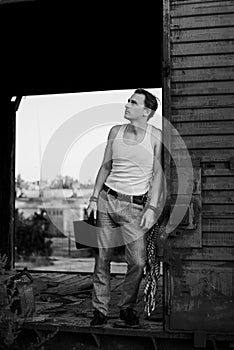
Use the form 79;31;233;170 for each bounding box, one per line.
0;0;36;4
0;97;15;269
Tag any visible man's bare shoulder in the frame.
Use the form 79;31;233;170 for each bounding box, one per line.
150;125;162;143
151;125;162;134
108;124;123;140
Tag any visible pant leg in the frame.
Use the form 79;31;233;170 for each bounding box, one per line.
92;247;114;315
91;189;119;315
114;200;147;310
92;190;147;314
118;235;146;310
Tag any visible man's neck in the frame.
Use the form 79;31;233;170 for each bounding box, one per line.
128;121;148;134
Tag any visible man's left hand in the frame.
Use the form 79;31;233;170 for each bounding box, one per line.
140;208;157;231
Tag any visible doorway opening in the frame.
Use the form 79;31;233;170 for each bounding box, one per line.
15;88;162;274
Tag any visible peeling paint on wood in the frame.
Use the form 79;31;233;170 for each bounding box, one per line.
171;167;201;195
172;149;234;164
172;81;234;96
172;28;234;42
179;247;234;261
202;177;234;190
171;1;234;17
202;190;234;204
173;121;234;136
169;262;234;331
172;67;234;84
172;54;234;70
202;205;234;217
203;233;234;247
172;107;234;122
171;13;234;29
172;135;234;149
202;218;234;231
172;95;234;109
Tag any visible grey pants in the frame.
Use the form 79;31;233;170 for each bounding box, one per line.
92;188;147;315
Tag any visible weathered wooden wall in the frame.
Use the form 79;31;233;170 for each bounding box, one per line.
164;0;234;332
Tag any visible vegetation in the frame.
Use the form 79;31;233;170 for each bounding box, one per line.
15;209;53;260
16;174;94;192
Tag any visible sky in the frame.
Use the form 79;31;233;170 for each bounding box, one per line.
16;88;162;183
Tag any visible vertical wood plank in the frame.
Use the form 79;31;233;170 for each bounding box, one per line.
163;0;172;225
0;97;15;269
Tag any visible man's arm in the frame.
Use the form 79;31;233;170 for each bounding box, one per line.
86;125;120;218
148;128;163;208
140;127;163;230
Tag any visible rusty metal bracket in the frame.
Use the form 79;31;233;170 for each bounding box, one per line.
194;330;207;348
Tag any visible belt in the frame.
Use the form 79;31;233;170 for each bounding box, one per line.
103;184;147;206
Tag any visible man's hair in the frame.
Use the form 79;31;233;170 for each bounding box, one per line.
134;88;158;119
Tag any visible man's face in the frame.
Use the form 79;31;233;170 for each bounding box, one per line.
124;93;146;121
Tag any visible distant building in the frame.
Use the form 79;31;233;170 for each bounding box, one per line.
15;188;93;239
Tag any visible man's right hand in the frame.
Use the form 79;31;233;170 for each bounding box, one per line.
86;200;98;221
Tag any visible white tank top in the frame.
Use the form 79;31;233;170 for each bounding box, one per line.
105;123;154;195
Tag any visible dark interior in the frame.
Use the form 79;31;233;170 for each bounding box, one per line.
0;1;163;97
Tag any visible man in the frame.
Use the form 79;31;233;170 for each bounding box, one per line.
87;88;162;327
